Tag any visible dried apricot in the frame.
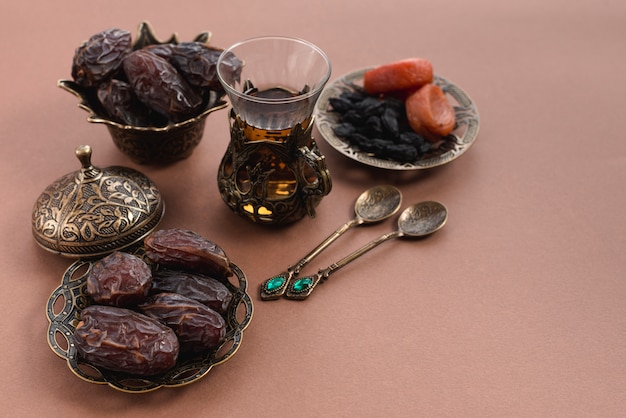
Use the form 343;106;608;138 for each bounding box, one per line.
363;58;433;95
405;83;455;139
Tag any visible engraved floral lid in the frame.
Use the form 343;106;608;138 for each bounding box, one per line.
32;145;164;258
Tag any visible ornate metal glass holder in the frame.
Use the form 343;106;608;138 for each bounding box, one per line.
216;36;333;225
217;111;331;225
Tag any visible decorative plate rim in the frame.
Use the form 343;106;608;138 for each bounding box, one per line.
46;250;253;393
314;67;480;170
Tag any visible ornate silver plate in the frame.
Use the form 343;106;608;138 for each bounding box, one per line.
46;248;253;393
315;67;480;170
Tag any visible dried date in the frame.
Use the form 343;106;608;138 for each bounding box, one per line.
122;50;202;122
151;269;232;315
74;305;179;376
142;43;175;60
86;251;152;307
139;293;226;353
211;48;243;90
168;42;225;90
71;28;132;87
144;228;232;280
145;41;242;93
69;26;242;127
96;79;158;127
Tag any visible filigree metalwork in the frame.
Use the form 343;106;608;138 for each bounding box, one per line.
217;111;332;225
32;145;164;258
315;68;480;170
46;249;253;393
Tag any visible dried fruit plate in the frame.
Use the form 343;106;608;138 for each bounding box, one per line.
46;247;253;393
314;67;480;170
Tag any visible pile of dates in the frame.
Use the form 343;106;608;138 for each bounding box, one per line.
74;228;236;376
329;89;433;163
70;26;242;127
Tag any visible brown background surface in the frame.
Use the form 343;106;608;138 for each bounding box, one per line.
1;0;625;416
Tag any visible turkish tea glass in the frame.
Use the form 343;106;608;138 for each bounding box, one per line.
216;36;332;225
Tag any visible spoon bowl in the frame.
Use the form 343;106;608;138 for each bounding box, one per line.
353;184;403;225
397;201;448;237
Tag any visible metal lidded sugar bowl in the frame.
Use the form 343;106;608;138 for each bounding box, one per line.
32;145;164;258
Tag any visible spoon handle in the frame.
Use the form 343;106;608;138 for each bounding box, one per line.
285;230;400;300
292;218;359;274
259;219;358;300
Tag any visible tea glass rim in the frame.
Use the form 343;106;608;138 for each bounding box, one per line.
216;35;332;105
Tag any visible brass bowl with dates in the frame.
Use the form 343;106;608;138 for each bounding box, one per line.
46;248;253;393
58;22;235;165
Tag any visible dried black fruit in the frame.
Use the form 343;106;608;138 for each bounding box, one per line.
365;115;384;136
72;28;132;87
343;109;364;125
328;96;353;113
381;107;400;136
347;133;378;151
342;90;369;103
328;88;433;163
333;122;356;138
384;96;405;113
383;143;419;163
355;96;384;116
418;140;433;155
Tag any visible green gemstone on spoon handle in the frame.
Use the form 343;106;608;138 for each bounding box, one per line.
284;275;321;300
264;274;288;294
285;201;448;300
259;185;402;301
292;276;316;293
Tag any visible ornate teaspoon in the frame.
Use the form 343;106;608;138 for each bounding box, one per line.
260;185;402;300
284;201;448;300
